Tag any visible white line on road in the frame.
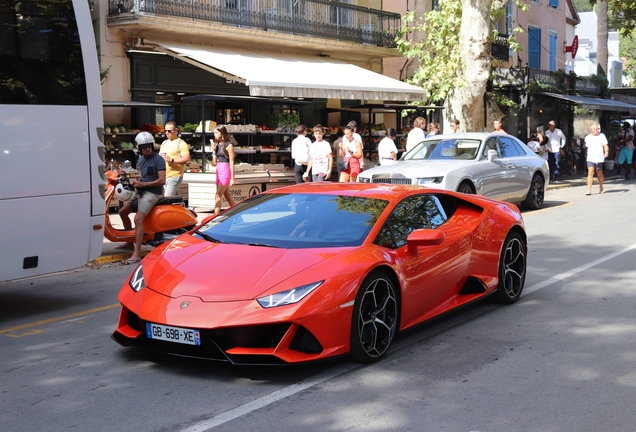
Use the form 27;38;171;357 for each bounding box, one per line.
179;363;357;432
180;242;636;432
523;242;636;296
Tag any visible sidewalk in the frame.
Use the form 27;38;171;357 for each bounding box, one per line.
94;170;620;265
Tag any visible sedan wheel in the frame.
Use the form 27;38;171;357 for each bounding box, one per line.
456;181;474;194
522;174;544;210
350;271;398;363
492;232;526;304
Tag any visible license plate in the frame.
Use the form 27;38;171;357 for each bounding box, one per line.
146;323;201;346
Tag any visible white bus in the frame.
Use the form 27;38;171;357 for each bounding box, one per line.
1;0;105;282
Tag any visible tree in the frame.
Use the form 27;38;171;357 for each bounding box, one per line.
597;0;609;76
397;0;522;131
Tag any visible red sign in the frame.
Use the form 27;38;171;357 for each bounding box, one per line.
564;35;579;59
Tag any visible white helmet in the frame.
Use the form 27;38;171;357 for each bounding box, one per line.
115;183;136;202
135;131;154;147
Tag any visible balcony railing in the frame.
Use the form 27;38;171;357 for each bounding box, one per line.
492;33;510;62
109;0;401;48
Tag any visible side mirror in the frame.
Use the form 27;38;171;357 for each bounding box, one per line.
407;229;445;255
487;149;498;161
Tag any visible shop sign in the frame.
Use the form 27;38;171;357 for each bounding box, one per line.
529;69;557;86
564;35;579;59
222;184;261;207
575;79;600;93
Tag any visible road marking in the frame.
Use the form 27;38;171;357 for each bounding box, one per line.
523;242;636;296
179;363;357;432
0;303;120;336
178;242;636;431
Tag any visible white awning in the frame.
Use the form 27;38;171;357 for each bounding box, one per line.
150;42;427;102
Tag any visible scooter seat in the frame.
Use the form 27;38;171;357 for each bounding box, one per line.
156;196;184;206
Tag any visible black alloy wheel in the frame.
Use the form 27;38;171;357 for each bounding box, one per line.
350;271;399;363
522;174;545;210
492;231;526;304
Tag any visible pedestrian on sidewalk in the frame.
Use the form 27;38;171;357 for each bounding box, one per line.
493;118;506;134
159;121;190;196
616;122;635;179
584;123;609;195
292;124;311;184
546;120;566;181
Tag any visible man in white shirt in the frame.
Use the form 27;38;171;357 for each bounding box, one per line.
585;123;609;195
546;120;566;181
291;124;311;183
406;117;426;152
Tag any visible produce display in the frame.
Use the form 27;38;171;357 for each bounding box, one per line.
104;124;128;134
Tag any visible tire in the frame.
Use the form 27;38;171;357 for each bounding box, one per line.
456;181;474;195
492;231;526;304
522;174;545;210
350;271;399;363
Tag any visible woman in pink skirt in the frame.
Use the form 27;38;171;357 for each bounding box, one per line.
212;125;236;214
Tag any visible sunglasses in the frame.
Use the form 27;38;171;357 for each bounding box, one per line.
139;144;153;150
165;129;176;134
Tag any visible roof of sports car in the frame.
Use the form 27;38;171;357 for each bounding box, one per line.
263;182;438;199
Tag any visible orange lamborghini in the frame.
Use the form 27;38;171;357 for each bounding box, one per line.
112;183;527;364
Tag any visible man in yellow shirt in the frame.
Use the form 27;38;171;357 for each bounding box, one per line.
159;121;191;196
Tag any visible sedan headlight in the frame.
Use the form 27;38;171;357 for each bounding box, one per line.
257;281;323;308
417;176;444;185
357;176;370;183
128;264;145;292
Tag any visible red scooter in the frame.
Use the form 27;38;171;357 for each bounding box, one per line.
104;170;198;246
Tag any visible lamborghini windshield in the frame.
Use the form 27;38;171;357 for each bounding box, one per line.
195;193;389;249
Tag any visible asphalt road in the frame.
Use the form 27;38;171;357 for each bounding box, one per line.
2;178;636;432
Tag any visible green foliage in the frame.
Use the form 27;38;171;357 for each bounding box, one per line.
573;0;593;12
264;112;300;131
397;0;526;106
396;1;463;103
621;31;636;83
100;66;111;84
589;0;636;36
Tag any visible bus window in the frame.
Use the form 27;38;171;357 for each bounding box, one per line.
0;0;87;105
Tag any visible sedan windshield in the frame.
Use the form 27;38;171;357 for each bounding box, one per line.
404;139;481;161
195;193;389;249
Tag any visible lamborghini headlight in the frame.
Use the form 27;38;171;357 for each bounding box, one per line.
257;281;323;308
417;176;444;185
128;264;145;292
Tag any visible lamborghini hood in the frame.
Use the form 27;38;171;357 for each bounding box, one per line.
145;236;341;302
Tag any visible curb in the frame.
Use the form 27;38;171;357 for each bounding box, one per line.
91;250;150;266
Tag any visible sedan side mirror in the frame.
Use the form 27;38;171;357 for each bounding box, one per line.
487;149;498;161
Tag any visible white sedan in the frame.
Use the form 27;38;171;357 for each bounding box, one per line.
358;132;550;209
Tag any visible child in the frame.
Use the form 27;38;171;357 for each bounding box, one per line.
304;124;333;182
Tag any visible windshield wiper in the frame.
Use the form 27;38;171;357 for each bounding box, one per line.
194;230;223;243
247;242;282;248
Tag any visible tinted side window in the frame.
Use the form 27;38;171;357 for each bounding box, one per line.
499;137;524;157
374;195;448;249
482;138;502;158
0;0;87;104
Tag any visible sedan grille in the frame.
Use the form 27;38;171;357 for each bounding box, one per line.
371;174;412;185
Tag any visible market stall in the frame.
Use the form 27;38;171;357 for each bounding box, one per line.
183;169;295;211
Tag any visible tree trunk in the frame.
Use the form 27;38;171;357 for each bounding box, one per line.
597;0;608;76
445;0;494;132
